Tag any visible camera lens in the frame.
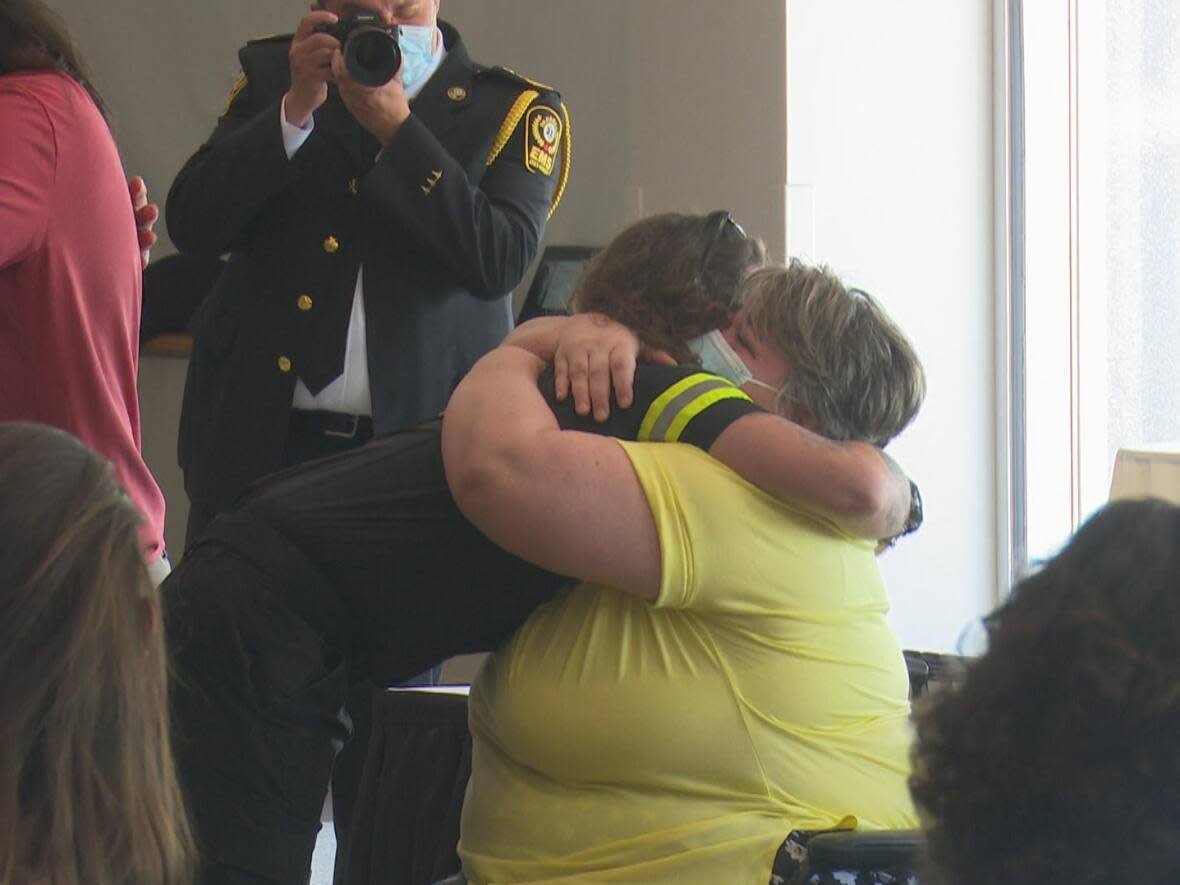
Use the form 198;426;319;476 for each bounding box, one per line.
344;27;401;87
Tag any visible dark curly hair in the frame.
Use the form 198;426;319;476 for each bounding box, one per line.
570;212;768;363
910;498;1180;885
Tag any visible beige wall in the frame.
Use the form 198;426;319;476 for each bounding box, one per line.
53;0;788;255
445;0;789;253
787;0;997;650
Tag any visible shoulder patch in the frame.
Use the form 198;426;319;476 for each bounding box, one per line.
484;90;572;220
223;73;248;114
524;105;561;176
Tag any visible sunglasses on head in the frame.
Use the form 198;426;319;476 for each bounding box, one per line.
698;210;747;283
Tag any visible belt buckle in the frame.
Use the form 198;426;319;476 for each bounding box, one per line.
324;413;360;439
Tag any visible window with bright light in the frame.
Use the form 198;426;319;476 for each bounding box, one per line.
1019;0;1180;569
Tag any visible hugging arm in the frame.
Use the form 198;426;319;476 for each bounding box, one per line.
442;346;662;601
707;414;911;541
506;315;917;542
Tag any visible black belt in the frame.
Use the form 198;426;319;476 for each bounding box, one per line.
289;409;374;440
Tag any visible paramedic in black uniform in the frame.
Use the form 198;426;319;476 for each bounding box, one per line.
166;0;570;540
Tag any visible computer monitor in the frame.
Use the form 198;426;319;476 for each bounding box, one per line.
516;245;598;323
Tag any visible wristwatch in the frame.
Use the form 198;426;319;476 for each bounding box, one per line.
882;480;923;549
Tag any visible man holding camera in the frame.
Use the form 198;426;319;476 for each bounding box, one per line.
165;2;568;881
166;0;569;542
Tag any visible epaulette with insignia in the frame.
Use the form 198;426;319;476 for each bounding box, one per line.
231;33;293;112
481;65;556;95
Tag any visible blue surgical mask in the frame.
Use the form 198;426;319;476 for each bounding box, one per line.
687;330;778;394
398;24;438;93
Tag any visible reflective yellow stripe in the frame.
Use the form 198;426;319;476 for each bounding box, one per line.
638;373;751;442
485;89;539;168
662;387;752;442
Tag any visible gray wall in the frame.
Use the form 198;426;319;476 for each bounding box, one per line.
52;0;788;255
446;0;788;253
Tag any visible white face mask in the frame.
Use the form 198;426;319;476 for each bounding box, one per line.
687;330;779;394
398;23;437;92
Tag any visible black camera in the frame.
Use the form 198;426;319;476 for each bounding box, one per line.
316;14;401;87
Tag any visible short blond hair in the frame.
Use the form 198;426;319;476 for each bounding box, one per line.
741;261;925;446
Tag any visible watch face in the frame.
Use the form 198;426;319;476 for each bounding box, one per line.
907;480;924;533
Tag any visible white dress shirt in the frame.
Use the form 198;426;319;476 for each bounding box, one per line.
282;28;446;415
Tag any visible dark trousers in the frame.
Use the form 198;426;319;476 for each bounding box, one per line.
181;412;437;873
163;423;569;884
183;409;376;550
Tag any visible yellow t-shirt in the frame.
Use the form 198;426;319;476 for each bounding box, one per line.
460;442;917;884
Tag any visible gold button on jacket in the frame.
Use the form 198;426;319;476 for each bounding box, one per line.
297;294;314;311
323;236;340;254
277;355;292;373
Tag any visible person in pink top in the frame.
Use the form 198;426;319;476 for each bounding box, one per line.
0;0;169;580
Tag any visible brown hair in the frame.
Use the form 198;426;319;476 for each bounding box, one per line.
0;0;108;119
0;423;192;885
570;212;768;363
741;260;925;445
911;499;1180;885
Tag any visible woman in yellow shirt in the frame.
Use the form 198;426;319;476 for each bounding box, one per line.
444;261;926;883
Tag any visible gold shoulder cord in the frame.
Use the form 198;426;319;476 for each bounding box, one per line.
223;74;248;115
548;99;572;219
485;89;539;169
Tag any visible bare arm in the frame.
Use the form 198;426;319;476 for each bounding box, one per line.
442;346;661;600
708;413;911;540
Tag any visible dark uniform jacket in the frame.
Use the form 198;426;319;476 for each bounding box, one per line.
166;21;569;514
